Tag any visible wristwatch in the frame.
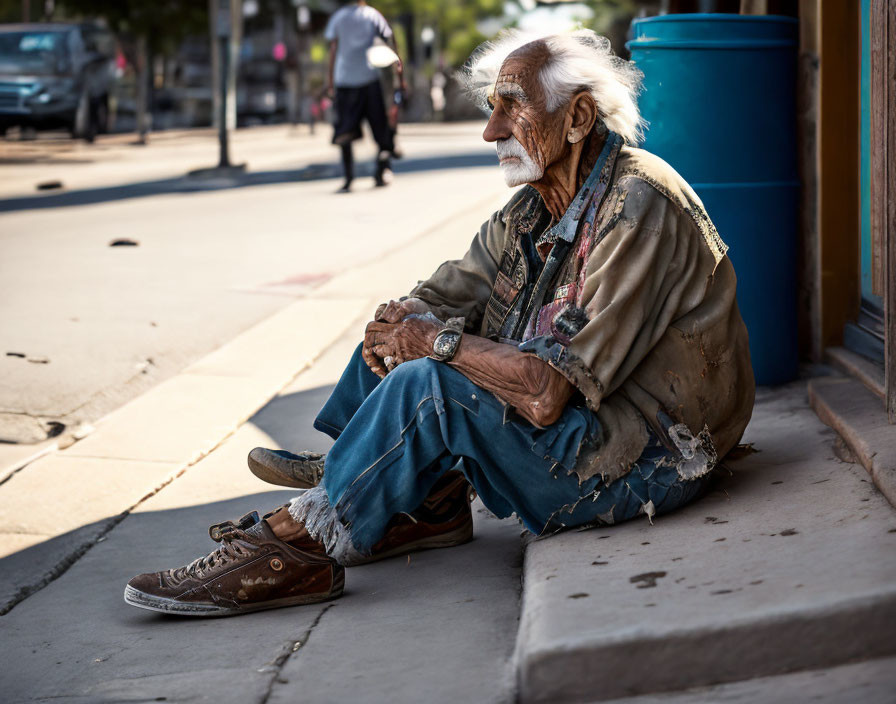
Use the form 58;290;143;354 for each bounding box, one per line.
431;328;462;362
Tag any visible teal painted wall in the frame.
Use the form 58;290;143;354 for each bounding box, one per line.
860;0;882;311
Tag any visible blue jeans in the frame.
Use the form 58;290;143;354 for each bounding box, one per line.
301;344;710;557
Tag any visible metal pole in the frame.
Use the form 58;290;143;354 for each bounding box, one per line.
218;33;231;168
136;35;149;144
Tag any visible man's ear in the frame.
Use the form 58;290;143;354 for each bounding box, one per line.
565;91;598;144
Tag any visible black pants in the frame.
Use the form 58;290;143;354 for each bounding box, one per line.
333;81;394;181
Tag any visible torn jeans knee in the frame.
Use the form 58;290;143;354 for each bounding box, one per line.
539;431;714;535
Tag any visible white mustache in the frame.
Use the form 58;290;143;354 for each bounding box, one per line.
496;136;529;161
494;135;543;186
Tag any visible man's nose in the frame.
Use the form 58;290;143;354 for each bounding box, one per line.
482;110;509;143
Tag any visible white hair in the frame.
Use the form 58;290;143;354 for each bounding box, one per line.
459;28;646;146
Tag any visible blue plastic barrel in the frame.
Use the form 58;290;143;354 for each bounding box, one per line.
627;14;799;385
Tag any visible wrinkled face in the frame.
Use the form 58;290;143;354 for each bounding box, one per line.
483;41;569;187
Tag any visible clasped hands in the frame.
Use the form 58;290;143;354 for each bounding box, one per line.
362;297;442;378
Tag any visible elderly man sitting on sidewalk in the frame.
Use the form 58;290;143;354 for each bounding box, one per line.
124;29;754;617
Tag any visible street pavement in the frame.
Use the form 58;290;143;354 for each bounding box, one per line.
1;124;523;703
1;125;895;703
0;122;500;445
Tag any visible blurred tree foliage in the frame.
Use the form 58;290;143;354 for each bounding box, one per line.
370;0;639;68
0;0;22;23
0;0;641;67
373;0;504;68
53;0;206;55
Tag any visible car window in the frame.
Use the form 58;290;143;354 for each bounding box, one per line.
0;30;69;74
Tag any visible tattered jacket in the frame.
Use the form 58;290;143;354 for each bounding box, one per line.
409;144;755;484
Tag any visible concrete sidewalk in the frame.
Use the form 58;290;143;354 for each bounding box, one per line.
2;129;895;699
0;175;525;702
3;285;896;703
3;303;896;702
1;330;524;704
0;121;499;447
4;338;895;704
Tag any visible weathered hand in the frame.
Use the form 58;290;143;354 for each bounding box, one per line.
364;317;441;377
363;298;433;377
362;318;389;378
374;297;431;323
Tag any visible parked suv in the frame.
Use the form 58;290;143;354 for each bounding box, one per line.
0;22;116;141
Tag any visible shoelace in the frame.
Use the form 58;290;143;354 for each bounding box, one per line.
166;533;252;584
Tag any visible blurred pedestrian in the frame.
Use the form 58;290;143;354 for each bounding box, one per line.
325;0;406;193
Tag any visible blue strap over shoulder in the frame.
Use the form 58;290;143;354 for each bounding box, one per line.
513;132;622;338
547;131;622;245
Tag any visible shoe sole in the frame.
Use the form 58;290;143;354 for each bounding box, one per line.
342;518;474;567
123;574;343;617
247;452;318;489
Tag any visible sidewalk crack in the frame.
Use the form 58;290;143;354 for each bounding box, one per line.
259;602;335;703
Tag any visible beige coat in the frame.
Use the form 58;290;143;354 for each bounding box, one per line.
410;146;755;484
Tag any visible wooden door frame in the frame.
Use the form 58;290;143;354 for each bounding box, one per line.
818;0;861;353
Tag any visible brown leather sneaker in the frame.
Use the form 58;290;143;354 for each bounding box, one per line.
246;450;475;566
124;512;343;616
247;447;325;489
344;470;474;566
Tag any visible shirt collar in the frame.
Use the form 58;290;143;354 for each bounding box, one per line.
534;132;623;255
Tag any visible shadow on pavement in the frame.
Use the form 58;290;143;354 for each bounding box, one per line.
0;151;498;214
1;489;523;703
248;383;337;455
0;381;340;619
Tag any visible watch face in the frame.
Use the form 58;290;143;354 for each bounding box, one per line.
433;330;460;359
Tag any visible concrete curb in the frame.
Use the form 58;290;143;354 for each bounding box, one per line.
808;375;896;509
513;384;896;703
63;298;363;464
517;581;896;703
595;655;896;703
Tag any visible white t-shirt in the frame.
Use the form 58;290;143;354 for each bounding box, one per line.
325;4;392;88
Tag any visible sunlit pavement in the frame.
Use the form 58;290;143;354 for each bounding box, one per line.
0;122;489;200
0;122;499;445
